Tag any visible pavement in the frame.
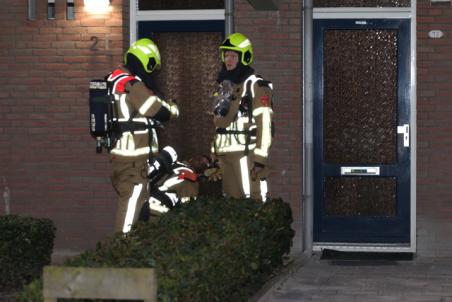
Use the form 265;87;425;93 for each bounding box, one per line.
252;251;452;302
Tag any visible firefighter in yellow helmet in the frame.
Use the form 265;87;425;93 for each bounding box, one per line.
138;146;201;221
107;38;179;233
211;33;274;201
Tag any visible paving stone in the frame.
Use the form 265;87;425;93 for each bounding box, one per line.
255;255;452;302
399;295;443;302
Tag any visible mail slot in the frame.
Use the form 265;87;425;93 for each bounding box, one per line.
340;167;380;176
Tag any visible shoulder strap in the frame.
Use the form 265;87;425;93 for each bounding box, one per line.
241;76;258;155
242;74;273;98
107;69;140;94
242;74;258;99
257;79;273;90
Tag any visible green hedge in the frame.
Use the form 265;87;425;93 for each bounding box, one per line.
21;196;294;302
0;215;56;290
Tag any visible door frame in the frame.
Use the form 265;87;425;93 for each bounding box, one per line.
313;18;411;244
129;0;225;43
306;4;417;253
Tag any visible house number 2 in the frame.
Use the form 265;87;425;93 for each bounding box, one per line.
90;36;99;51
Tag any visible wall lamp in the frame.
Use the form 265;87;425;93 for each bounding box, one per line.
84;0;111;13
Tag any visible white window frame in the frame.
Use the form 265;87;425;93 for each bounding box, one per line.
129;0;225;43
313;6;413;19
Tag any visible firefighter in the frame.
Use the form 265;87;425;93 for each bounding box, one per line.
107;38;179;233
140;146;199;220
211;33;274;201
138;150;223;221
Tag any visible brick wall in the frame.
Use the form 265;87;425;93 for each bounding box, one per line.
0;0;127;253
0;0;305;256
417;0;452;257
235;0;304;251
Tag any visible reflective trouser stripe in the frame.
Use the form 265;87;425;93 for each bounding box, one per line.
166;192;178;206
122;183;143;233
240;156;251;198
260;180;268;202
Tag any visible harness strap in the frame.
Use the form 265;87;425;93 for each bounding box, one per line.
146;118;154;163
113;121;157;133
216;128;257;136
243;80;253;155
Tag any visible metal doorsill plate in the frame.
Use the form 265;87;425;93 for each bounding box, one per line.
313;242;414;253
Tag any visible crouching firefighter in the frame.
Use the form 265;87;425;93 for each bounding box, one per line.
90;38;179;233
211;33;274;202
138;146;199;221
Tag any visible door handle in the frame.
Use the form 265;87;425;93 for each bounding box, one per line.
397;124;409;147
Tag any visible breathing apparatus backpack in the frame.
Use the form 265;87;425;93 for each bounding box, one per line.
89;72;159;154
89;79;117;153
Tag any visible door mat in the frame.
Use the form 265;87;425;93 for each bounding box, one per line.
320;249;413;265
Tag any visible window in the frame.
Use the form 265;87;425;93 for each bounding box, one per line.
138;0;224;10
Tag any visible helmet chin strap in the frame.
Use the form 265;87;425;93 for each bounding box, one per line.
217;63;254;84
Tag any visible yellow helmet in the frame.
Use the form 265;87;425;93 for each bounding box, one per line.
219;33;253;66
124;38;161;73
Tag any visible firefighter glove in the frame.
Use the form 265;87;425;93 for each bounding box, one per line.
251;162;268;181
165;99;179;118
205;167;222;182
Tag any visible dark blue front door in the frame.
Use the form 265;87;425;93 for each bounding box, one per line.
313;19;411;244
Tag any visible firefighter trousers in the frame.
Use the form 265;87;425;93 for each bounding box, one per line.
111;159;149;233
219;152;268;201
